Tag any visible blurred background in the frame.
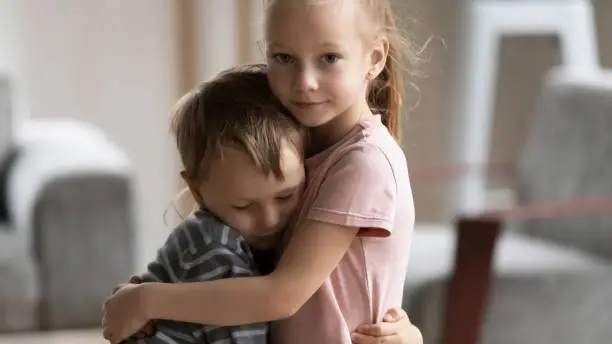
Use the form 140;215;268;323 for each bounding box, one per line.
1;0;611;343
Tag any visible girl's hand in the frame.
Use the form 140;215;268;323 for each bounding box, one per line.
111;276;156;340
102;282;150;344
351;308;423;344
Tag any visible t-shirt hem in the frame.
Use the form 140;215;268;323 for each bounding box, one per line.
306;207;392;238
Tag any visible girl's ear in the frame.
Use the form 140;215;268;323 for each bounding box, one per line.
180;170;204;205
369;36;389;78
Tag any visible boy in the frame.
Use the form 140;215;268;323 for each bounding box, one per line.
117;64;306;344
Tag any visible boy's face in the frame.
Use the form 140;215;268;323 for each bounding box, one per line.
186;138;306;250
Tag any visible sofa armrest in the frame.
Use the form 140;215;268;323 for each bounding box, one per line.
3;119;136;330
2;119;131;259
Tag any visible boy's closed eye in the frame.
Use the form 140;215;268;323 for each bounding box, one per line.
275;192;294;202
232;203;252;211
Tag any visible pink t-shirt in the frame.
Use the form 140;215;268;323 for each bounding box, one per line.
271;115;415;344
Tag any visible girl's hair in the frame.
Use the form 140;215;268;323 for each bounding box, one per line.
169;64;306;219
363;0;407;140
264;0;422;141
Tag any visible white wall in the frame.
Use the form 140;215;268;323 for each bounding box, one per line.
1;0;182;269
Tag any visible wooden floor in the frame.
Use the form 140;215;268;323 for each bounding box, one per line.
0;329;105;344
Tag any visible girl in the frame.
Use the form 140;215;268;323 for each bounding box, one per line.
103;0;417;343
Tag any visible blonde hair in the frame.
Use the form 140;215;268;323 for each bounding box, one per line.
170;64;306;218
264;0;422;141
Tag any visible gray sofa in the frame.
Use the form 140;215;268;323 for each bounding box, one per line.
404;66;612;344
0;118;136;332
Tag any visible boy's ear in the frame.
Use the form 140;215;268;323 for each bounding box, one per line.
180;170;204;205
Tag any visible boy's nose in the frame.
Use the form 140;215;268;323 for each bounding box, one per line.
261;206;280;231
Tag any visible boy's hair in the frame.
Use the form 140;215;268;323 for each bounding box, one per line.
171;64;306;184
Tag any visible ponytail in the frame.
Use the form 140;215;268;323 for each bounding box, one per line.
366;6;404;141
367;44;403;140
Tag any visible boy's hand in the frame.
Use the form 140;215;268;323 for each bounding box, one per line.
351;308;423;344
112;275;142;294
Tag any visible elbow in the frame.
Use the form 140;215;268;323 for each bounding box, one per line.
269;294;302;320
266;279;307;320
280;297;303;319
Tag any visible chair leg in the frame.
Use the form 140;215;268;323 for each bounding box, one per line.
442;217;501;344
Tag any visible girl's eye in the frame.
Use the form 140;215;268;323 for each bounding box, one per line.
273;53;294;64
322;54;340;63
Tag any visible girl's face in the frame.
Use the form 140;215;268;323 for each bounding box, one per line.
265;0;384;134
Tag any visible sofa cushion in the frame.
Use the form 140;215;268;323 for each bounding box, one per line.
404;225;612;344
410;272;612;344
405;224;609;300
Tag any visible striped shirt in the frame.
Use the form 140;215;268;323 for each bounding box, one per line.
132;208;268;344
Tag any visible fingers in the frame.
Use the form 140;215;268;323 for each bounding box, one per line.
394;308;410;322
382;308;399;322
354;308;410;338
351;331;393;344
101;312;110;339
102;327;111;340
133;331;148;339
102;323;119;343
111;283;130;295
355;322;397;337
133;322;156;338
142;322;156;336
382;308;409;323
112;275;142;295
101;318;119;343
108;330;129;344
129;275;143;284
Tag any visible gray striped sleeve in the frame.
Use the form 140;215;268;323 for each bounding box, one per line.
138;219;198;283
181;242;253;281
137;215;268;344
182;232;267;344
185;242;268;344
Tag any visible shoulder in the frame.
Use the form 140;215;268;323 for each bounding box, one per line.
347;118;408;180
171;211;257;279
171;209;252;262
327;139;399;189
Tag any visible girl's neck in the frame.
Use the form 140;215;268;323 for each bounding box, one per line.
309;101;372;154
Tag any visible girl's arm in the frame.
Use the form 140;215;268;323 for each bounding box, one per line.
143;219;358;325
142;143;397;326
